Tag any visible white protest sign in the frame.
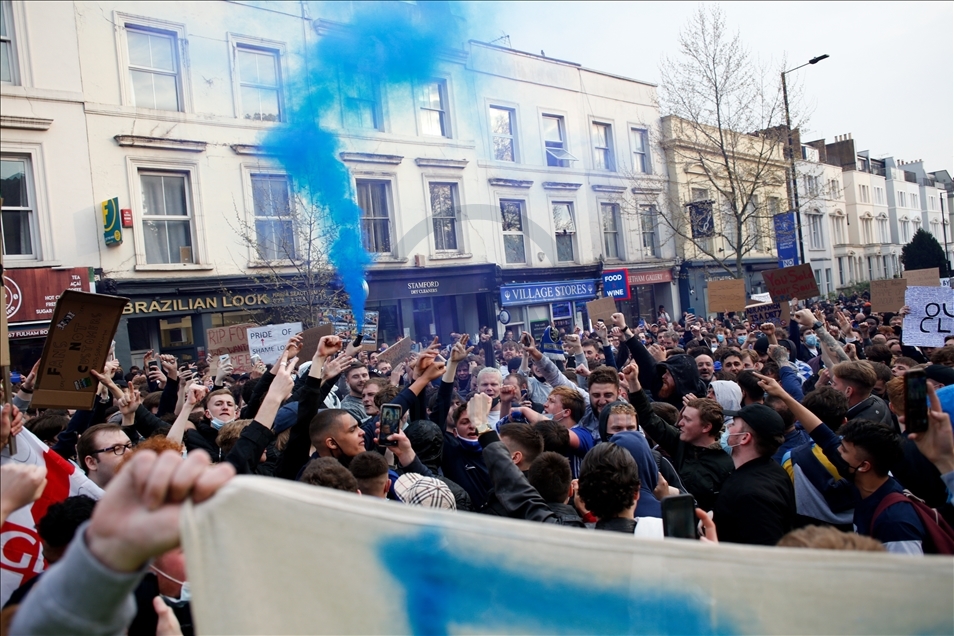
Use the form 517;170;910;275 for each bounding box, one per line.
902;287;954;347
246;322;303;364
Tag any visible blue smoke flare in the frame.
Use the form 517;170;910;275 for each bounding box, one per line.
261;2;465;330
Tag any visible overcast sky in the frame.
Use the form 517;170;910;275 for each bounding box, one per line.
475;1;953;174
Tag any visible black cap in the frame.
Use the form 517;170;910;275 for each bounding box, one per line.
724;404;785;438
753;336;770;355
925;364;954;387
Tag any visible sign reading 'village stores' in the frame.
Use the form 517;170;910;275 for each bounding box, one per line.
500;281;596;307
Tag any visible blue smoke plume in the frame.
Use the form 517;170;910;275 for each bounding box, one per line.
262;2;465;331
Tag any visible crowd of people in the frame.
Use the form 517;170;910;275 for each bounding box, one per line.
2;293;954;634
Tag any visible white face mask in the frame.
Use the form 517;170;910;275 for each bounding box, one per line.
152;566;191;606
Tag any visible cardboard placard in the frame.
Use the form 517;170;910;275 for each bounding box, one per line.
585;296;618;327
298;323;336;362
745;302;786;328
762;264;820;302
247;322;303;365
903;268;940;287
870;278;908;313
376;337;413;366
901;286;954;347
207;323;257;374
707;279;747;313
31;290;129;410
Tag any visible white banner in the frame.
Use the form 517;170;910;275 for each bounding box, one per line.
182;476;953;635
246;322;303;365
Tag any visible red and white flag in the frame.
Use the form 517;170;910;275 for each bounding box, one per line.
1;428;103;605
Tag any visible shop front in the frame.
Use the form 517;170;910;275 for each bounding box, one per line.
365;264;497;344
4;266;94;374
498;271;599;340
616;266;677;326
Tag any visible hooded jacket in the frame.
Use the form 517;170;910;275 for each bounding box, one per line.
654;354;707;408
610;432;662;519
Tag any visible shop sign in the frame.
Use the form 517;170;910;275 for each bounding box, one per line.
4;267;89;323
407;281;440;296
8;328;49;339
627;269;673;285
500;280;596;307
601;269;630;300
123;293;270;315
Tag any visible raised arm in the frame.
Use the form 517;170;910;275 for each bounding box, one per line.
167;384;208;446
795;309;849;364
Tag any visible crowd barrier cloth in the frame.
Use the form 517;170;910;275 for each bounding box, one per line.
182;476;954;635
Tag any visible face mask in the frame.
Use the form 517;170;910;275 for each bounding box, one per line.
805;335;818;348
716;334;725;343
844;336;856;343
737;336;746;345
210;417;227;430
720;429;746;454
152;567;191;606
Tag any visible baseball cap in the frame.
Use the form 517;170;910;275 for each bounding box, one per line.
753;336;770;355
925;364;954;388
724;404;785;438
393;474;456;510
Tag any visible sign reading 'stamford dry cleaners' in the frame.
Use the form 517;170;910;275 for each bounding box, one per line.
4;267;90;323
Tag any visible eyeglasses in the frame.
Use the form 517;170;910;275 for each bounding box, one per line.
91;443;134;456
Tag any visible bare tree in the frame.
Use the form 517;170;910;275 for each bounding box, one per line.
232;182;350;328
619;5;792;278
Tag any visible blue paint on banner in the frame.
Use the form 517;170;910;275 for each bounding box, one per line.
379;529;739;635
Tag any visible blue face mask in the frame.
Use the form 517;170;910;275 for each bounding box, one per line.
720;428;733;454
211;417;227;430
737;335;746;345
805;335;818;348
716;334;725;343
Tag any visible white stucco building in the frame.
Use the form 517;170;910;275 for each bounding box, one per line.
1;0;676;367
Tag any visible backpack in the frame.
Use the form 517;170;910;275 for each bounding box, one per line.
871;491;954;555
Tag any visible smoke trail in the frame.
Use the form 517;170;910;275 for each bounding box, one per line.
262;2;465;331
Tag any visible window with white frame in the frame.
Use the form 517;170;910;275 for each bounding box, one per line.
768;196;780;217
1;0;17;84
542;115;575;167
1;156;37;258
641;205;658;258
931;219;940;239
429;183;459;252
874;186;885;205
928;195;937;211
489;106;516;162
251;174;294;260
838;257;846;286
858;184;870;203
832;211;846;244
898;191;907;208
630;128;649;174
809;211;823;249
900;219;910;243
911;192;919;209
804;175;820;197
126;26;182;111
861;216;873;244
237;46;281;122
601;202;622;260
140;172;195;264
591;122;615;171
828;179;841;199
877;215;888;243
551;201;576;262
356;180;392;254
500;199;527;264
418;80;448;137
342;71;381;131
746;195;764;251
913;217;922;233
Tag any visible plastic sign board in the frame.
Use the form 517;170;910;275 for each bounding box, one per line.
102;197;122;246
601;269;630;300
32;291;130;409
247;322;303;365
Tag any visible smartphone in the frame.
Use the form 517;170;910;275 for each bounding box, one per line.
378;403;401;447
219;354;230;365
661;494;697;539
904;369;929;434
148;360;160;370
520;389;528;401
250;354;262;365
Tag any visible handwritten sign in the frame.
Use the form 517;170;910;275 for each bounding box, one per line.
746;302;785;328
902;287;954;347
585;297;617;327
32;291;129;409
904;268;940;287
870;279;908;313
247;322;303;365
708;279;747;313
762;264;819;302
207;323;257;373
376;337;413;366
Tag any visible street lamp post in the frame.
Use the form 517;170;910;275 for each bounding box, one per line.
782;54;828;267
